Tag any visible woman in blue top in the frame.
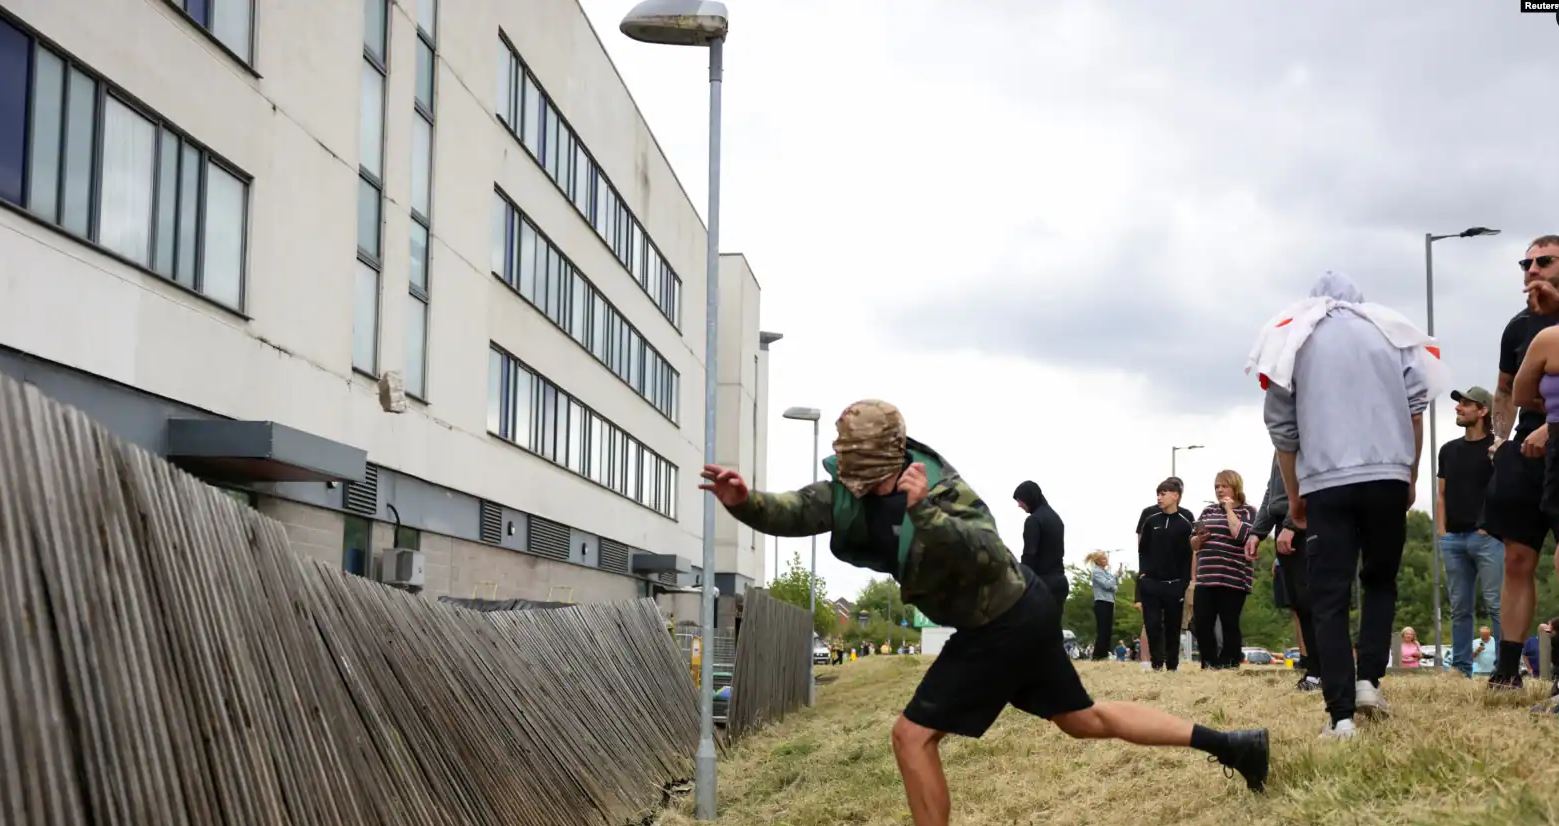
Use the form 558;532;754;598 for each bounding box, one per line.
1087;551;1122;660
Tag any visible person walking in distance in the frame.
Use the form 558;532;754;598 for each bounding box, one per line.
702;400;1269;824
1482;236;1559;690
1436;385;1502;678
1191;471;1257;669
1136;478;1197;671
1253;272;1437;739
1014;481;1068;605
1087;551;1122;661
1251;453;1321;691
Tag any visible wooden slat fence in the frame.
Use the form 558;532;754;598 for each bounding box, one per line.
726;588;812;740
0;375;697;825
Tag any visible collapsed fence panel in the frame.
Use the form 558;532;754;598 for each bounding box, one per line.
726;588;812;740
0;376;697;825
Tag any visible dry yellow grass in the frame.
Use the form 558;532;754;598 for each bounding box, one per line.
657;656;1559;825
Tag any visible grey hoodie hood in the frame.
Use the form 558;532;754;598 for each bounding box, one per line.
1309;271;1365;304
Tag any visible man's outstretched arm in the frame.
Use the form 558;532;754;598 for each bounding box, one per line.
727;482;835;537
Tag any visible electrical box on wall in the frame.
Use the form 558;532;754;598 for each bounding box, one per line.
381;547;425;590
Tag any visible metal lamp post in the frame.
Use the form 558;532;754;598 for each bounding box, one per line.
782;406;822;706
1171;444;1203;478
1425;226;1500;663
619;2;730;819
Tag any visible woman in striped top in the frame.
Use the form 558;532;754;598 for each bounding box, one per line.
1191;470;1257;669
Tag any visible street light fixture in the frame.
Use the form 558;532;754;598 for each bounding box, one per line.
1171;444;1204;478
1424;226;1500;665
619;2;730;819
782;406;823;707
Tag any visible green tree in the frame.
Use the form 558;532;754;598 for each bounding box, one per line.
839;577;920;649
768;552;837;637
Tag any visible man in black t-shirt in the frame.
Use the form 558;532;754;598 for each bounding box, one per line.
1136;477;1196;671
1484;235;1559;689
1438;386;1501;678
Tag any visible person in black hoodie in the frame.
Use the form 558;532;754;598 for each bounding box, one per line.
1137;477;1197;671
1014;481;1068;605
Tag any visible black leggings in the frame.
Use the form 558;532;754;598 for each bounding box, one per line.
1091;600;1114;660
1194;586;1247;668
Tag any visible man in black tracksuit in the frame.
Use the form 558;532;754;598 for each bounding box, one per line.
1137;477;1196;671
1252;454;1321;691
1014;481;1068;605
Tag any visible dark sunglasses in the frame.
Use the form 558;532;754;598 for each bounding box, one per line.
1521;255;1559;272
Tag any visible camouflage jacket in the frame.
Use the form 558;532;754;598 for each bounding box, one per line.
727;445;1027;630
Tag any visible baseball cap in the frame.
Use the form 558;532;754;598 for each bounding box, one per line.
1450;386;1493;407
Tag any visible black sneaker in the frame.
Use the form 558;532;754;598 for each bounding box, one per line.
1488;673;1524;692
1208;729;1269;792
1295;674;1321;692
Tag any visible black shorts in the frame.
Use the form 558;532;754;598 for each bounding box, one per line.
902;573;1094;738
1482;438;1559;551
1272;562;1291;610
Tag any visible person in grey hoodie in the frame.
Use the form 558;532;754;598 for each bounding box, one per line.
1087;551;1122;660
1251;454;1321;692
1264;272;1428;739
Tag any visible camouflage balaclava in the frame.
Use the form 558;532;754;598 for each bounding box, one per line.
833;400;907;497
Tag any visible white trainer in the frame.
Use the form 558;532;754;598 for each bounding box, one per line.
1320;718;1358;740
1355;679;1389;718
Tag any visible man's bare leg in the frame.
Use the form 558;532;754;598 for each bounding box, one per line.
1291;613;1306;657
891;715;949;826
1496;543;1538;682
1051;701;1192;745
1052;702;1268;790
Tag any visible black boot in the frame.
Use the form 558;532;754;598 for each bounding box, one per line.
1208;729;1269;792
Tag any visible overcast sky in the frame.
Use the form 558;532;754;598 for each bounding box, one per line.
581;0;1559;603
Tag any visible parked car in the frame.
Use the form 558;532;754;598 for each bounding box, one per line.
813;637;830;665
1284;647;1302;668
1241;647;1274;665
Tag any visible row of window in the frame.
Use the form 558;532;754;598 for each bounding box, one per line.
496;35;682;329
489;347;678;519
353;0;390;375
491;190;680;422
405;0;438;399
0;16;249;309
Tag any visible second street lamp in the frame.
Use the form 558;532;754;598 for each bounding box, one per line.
1424;226;1500;667
1171;444;1204;478
782;406;822;706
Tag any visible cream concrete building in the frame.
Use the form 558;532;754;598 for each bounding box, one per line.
0;0;773;604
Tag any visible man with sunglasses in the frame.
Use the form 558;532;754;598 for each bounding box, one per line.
1484;235;1559;690
701;400;1268;825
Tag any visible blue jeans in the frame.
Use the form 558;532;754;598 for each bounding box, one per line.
1441;531;1504;676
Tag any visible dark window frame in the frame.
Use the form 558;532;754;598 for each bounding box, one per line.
2;10;251;314
496;31;683;333
404;0;436;402
162;0;260;76
492;187;680;424
353;0;390;379
488;343;678;520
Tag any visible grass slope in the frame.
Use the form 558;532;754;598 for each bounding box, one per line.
657;657;1559;825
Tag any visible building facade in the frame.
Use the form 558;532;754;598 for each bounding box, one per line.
0;0;771;604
